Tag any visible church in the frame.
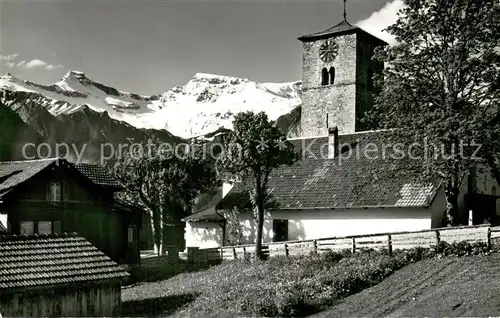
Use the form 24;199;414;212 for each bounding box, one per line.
182;15;500;248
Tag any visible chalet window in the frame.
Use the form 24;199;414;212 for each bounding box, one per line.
128;226;135;243
38;221;52;235
273;219;288;242
54;221;62;234
20;221;34;235
46;182;62;202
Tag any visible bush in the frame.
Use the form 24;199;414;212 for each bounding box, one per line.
434;240;490;256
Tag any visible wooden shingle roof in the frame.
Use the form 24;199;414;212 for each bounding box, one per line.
0;233;129;290
74;163;122;188
0;158;59;197
0;158;123;198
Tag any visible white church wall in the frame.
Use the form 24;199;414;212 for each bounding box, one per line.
227;207;434;245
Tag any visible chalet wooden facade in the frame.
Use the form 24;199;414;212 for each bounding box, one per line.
0;233;129;317
0;158;141;265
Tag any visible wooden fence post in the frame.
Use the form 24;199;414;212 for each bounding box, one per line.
284;244;289;257
313;240;318;254
242;246;246;259
487;227;492;250
351;238;356;253
435;230;440;245
387;234;392;256
219;248;223;262
233;247;237;260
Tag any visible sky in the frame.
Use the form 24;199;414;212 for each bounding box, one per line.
0;0;405;95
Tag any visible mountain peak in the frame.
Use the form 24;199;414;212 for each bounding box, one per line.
191;72;249;85
1;70;302;139
1;73;17;81
62;70;88;81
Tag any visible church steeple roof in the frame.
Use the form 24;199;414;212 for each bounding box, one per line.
298;20;387;45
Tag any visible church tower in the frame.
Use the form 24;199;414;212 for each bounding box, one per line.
298;8;387;137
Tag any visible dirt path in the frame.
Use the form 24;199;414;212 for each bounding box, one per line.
311;253;500;317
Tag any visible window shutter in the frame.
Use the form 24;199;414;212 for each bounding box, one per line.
63;182;69;202
55;183;62;202
46;183;52;201
128;226;134;243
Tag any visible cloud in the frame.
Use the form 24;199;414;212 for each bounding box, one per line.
15;60;26;68
46;63;63;70
25;59;48;68
4;56;63;71
356;0;406;45
0;53;20;61
23;58;63;70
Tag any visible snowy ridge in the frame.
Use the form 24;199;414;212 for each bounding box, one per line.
0;71;302;138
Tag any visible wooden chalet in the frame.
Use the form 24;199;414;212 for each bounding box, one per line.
0;158;142;265
0;232;129;317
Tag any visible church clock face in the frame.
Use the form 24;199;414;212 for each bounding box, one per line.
319;40;339;63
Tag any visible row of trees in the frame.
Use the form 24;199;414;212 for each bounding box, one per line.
113;0;500;259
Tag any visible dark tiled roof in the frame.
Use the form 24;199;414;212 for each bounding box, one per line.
298;19;387;44
0;158;123;198
0;158;59;197
74;163;122;188
218;130;441;213
0;233;129;290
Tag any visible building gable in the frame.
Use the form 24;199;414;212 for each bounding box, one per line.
0;158;122;202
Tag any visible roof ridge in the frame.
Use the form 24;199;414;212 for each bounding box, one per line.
0;232;80;242
0;157;61;164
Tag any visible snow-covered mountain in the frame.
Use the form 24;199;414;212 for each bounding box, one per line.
0;71;302;139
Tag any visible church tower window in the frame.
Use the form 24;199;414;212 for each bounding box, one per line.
329;67;336;85
321;68;329;86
